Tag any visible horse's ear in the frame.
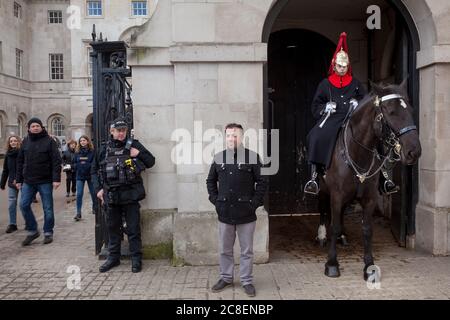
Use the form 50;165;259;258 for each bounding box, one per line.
399;76;409;94
369;80;382;94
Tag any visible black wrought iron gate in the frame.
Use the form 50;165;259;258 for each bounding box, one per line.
90;26;134;255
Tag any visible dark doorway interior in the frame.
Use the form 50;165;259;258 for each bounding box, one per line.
267;29;335;215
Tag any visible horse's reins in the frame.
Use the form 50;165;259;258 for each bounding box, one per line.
343;93;417;183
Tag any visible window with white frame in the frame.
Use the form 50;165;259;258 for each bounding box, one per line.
132;1;147;16
0;42;3;73
16;49;23;78
87;48;93;77
48;10;63;24
87;1;102;16
14;2;22;19
49;54;64;80
51;117;65;137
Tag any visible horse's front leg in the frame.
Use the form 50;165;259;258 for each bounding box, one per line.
361;197;376;281
325;195;342;277
316;192;329;248
338;206;349;246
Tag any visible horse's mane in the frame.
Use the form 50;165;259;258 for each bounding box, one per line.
351;82;405;119
349;93;374;122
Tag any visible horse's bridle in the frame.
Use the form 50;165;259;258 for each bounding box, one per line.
343;93;416;183
374;93;417;138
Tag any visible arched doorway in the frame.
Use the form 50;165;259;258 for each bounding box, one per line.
262;0;420;250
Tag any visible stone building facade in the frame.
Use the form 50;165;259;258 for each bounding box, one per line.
1;0;449;262
0;0;152;149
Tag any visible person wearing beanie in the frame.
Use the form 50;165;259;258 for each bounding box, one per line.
27;117;43;129
16;117;62;246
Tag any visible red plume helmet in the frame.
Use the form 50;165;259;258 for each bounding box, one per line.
328;32;352;76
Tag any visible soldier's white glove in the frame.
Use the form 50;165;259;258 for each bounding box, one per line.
324;102;336;114
350;98;358;109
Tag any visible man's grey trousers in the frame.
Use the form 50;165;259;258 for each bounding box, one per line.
218;221;256;286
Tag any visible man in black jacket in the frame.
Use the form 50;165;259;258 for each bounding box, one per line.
16;117;62;246
92;118;155;273
206;123;268;297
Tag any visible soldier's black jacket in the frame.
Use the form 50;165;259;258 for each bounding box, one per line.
206;147;268;225
91;138;155;204
307;77;366;168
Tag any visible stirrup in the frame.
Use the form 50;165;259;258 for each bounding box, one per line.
382;179;399;195
304;180;319;195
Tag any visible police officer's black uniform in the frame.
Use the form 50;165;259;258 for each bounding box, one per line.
92;120;155;273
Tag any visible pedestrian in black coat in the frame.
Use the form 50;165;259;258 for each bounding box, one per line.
62;140;77;197
16;117;62;245
0;135;22;233
206;123;268;297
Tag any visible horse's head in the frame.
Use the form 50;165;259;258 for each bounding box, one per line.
370;79;421;165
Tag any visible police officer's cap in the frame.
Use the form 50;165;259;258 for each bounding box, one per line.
111;119;128;129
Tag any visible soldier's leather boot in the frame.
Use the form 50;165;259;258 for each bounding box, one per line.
381;170;399;195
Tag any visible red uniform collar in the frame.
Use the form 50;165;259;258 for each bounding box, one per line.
328;73;353;88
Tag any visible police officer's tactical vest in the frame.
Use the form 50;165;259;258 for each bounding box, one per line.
103;141;141;188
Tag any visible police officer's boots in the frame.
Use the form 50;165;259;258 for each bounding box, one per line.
381;170;399;195
304;164;320;195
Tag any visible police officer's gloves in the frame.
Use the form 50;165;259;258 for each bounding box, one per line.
350;98;358;110
324;102;337;114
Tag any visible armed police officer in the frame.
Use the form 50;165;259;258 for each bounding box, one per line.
304;32;397;195
206;123;268;297
92;118;155;273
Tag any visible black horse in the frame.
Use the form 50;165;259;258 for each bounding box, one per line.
315;79;421;279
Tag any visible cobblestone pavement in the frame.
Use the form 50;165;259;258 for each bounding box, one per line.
0;200;449;300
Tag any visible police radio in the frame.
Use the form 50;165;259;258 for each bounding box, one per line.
125;128;135;151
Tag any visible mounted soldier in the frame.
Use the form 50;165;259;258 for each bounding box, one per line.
304;32;398;195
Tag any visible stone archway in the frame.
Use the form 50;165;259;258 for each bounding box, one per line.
262;0;423;252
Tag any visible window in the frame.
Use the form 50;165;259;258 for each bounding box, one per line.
49;54;64;80
51;117;65;137
18;115;26;138
132;1;147;16
0;115;3;139
87;48;93;77
14;2;22;18
48;10;63;24
16;49;23;78
87;1;102;16
0;42;3;73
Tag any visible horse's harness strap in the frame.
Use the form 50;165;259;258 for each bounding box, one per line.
380;94;403;102
398;125;417;137
375;94;416;137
